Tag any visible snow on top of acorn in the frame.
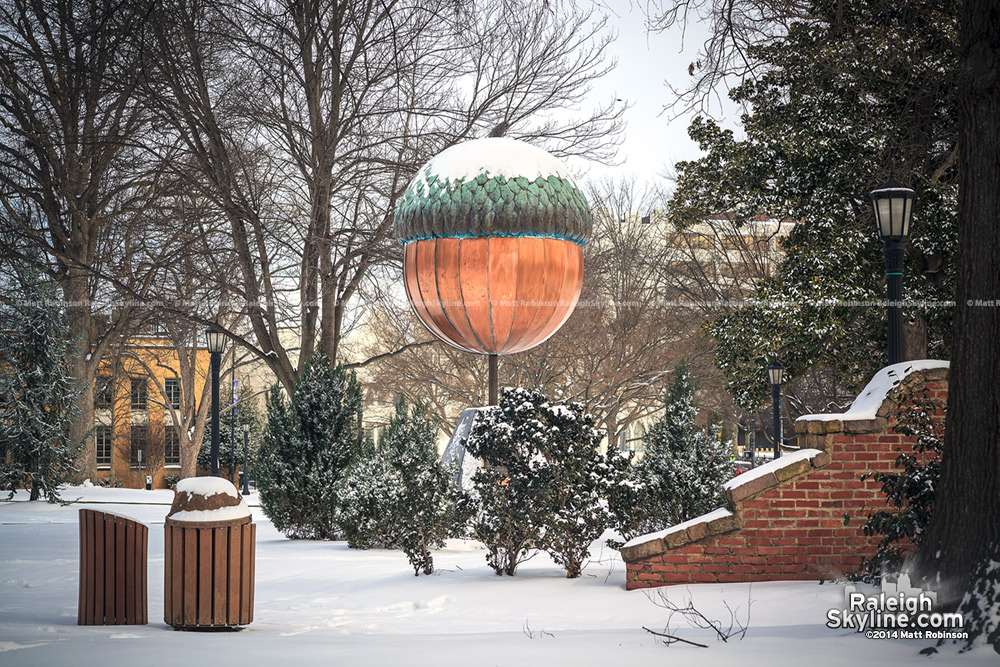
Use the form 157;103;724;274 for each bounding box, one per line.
408;138;575;193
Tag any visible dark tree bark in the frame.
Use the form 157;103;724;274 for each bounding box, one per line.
912;0;1000;649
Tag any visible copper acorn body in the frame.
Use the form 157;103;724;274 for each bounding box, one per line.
404;236;583;354
395;138;590;355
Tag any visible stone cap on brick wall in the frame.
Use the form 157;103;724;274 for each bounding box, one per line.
620;508;739;563
794;361;949;437
722;448;830;505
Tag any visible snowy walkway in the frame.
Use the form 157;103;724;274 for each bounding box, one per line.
0;487;993;666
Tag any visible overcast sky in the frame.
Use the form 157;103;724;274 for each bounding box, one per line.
567;3;743;189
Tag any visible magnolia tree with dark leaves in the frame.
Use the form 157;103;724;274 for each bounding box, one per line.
0;274;82;502
610;362;733;546
255;352;362;539
337;398;467;575
665;0;960;412
464;387;624;578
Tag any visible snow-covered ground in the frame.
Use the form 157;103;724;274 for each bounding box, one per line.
1;486;994;666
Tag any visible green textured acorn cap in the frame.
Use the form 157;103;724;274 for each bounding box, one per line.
394;138;592;245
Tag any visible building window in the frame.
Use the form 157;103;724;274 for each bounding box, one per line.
96;427;113;466
130;376;148;410
164;378;181;410
96;376;113;410
621;439;644;453
165;426;180;466
130;425;148;466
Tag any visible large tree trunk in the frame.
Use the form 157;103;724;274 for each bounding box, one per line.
912;0;1000;646
64;268;96;482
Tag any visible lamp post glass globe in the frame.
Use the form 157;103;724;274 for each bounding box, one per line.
869;167;916;366
767;361;784;460
869;171;916;241
767;360;785;387
204;327;226;353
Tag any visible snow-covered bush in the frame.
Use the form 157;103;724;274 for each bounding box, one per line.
609;362;733;544
255;352;362;539
335;446;403;549
336;398;467;575
464;387;620;578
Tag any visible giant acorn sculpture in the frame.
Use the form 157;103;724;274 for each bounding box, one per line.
394;137;591;380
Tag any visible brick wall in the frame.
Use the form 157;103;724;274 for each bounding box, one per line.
621;364;948;590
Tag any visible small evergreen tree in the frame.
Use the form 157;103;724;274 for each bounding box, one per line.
535;398;618;578
335;445;404;549
337;398;466;575
610;362;734;542
0;274;82;502
465;387;619;578
464;388;545;576
386;399;466;575
603;450;644;548
255;352;361;539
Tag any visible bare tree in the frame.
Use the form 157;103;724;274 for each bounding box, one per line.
0;0;187;478
140;0;625;392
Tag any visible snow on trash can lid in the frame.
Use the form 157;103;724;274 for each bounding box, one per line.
166;477;251;527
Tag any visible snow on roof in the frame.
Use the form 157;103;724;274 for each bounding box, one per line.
408;138;575;193
796;360;949;422
722;449;824;492
175;476;240;499
621;507;734;550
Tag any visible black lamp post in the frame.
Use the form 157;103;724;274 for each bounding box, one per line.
870;166;915;365
204;327;226;477
748;418;757;469
767;361;785;460
241;417;250;496
229;378;238;484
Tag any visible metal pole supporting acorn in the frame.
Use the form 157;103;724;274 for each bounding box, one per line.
488;354;498;405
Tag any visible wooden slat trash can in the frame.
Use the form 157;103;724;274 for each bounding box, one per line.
164;477;255;629
78;509;148;625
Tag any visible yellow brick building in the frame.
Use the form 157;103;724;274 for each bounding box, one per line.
92;336;213;489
